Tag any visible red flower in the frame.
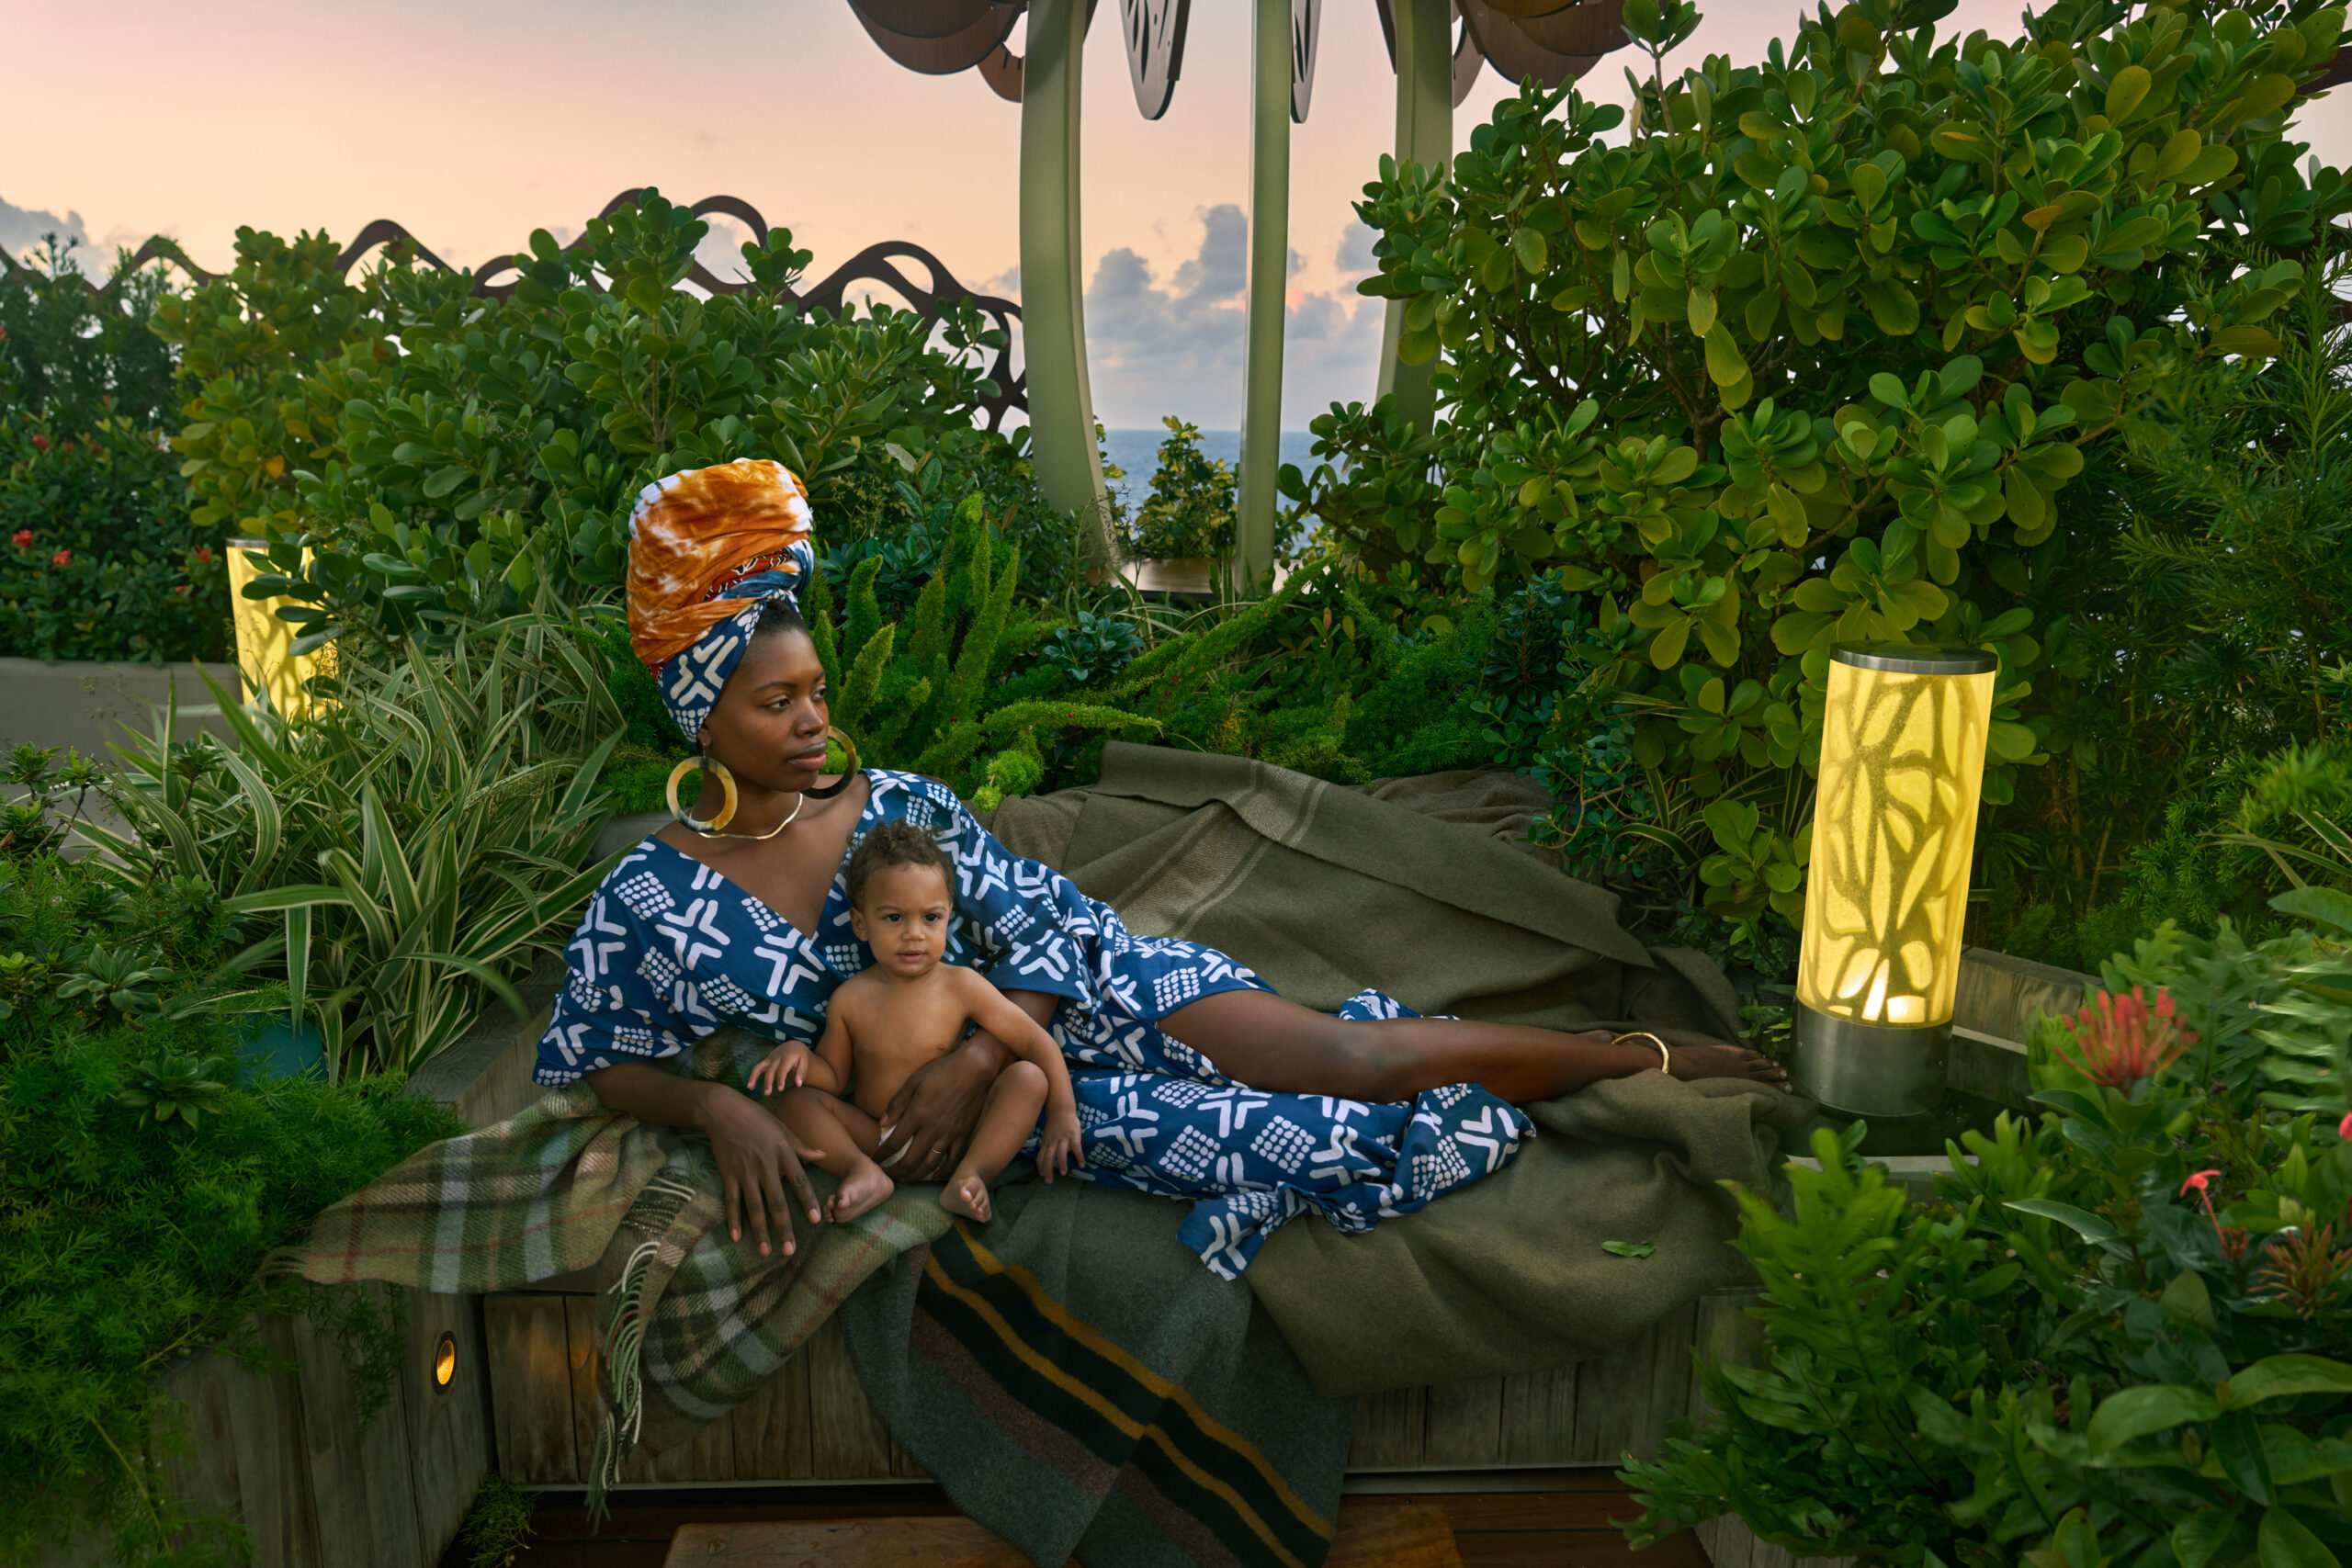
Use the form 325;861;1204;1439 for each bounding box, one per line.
9;529;28;549
2339;1111;2352;1143
50;549;71;568
194;546;214;566
2053;987;2197;1089
29;433;49;450
2180;1169;2219;1197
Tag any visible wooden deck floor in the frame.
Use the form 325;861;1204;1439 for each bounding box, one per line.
476;1472;1711;1567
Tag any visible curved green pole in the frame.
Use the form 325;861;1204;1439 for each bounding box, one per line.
1235;0;1292;592
1021;0;1116;569
1376;0;1452;433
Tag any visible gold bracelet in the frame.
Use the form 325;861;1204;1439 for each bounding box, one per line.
1615;1031;1671;1074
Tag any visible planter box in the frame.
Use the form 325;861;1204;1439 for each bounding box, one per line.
37;1288;492;1568
0;655;241;757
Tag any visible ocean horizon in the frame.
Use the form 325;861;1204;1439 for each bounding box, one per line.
1101;428;1316;510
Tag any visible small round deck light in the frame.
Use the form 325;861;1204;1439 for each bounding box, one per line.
434;1333;458;1391
1793;643;1998;1117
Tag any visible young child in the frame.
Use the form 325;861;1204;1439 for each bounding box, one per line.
748;820;1085;1224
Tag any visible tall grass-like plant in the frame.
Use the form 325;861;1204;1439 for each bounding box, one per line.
85;613;626;1077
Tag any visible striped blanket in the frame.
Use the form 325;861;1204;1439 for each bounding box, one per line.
842;1171;1354;1568
291;1033;950;1497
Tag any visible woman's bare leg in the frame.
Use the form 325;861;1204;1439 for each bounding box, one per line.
1156;989;1785;1104
768;1090;895;1223
941;1060;1049;1224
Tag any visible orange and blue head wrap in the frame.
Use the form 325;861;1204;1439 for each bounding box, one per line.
625;459;816;742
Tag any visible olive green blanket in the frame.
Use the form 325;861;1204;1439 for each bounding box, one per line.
990;744;1811;1398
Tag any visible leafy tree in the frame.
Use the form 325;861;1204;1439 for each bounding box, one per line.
1286;0;2349;931
155;191;1045;655
1125;417;1236;559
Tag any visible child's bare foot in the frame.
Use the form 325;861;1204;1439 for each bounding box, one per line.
1665;1042;1790;1086
825;1157;895;1223
939;1171;992;1223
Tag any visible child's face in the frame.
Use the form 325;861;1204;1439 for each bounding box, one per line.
848;861;952;979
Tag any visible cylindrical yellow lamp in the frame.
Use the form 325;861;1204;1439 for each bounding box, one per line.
226;538;335;718
1793;643;1998;1117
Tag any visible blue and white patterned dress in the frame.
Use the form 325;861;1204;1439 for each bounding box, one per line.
536;770;1530;1277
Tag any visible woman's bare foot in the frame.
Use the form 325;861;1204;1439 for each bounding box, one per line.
825;1156;895;1223
1665;1042;1790;1086
939;1170;993;1223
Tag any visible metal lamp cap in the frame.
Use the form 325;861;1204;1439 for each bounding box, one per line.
1830;642;1998;676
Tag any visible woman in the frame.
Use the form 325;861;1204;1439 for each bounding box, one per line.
539;460;1783;1278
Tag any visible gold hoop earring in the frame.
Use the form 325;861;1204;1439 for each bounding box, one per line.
802;725;862;799
666;756;740;832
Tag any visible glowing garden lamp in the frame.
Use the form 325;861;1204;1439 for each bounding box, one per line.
1792;644;1998;1117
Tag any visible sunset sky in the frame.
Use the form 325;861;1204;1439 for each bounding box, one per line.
7;1;2347;426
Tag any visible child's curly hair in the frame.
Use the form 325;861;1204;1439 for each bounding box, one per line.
844;820;955;907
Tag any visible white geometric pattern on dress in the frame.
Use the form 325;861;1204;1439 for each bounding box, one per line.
614;871;674;919
1412;1138;1473;1193
740;897;782;932
1249;1116;1315;1175
1151;966;1203;1013
1149;1078;1211;1108
1431;1083;1472;1109
637;949;681;990
824;943;865;973
1158;1124;1220;1180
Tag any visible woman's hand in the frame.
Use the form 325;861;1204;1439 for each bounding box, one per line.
699;1086;828;1257
876;1032;1013;1180
586;1062;825;1258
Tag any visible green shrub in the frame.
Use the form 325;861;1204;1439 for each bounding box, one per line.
0;237;181;434
0;408;231;662
85;612;628;1077
1623;891;2352;1563
155;191;1046;655
1289;0;2349;936
0;750;459;1567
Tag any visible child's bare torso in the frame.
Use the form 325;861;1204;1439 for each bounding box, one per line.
832;964;989;1118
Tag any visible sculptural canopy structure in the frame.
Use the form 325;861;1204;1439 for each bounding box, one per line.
845;0;1640;581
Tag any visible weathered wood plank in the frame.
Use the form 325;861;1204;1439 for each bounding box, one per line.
662;1500;1462;1568
483;1293;579;1484
1497;1364;1577;1466
153;1350;250;1551
651;1408;738;1483
1571;1319;1662;1466
1346;1384;1427;1470
403;1289;493;1561
227;1314;325;1568
564;1294;604;1483
288;1287;423;1568
1419;1376;1506;1468
804;1314;897;1479
729;1339;815;1480
1632;1302;1698;1460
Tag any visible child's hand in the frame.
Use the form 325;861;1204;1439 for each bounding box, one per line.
1036;1110;1086;1182
747;1043;813;1098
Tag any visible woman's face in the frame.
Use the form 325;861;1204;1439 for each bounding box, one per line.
698;627;831;794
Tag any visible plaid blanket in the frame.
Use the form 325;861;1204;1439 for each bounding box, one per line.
842;1171;1355;1568
291;1032;950;1501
